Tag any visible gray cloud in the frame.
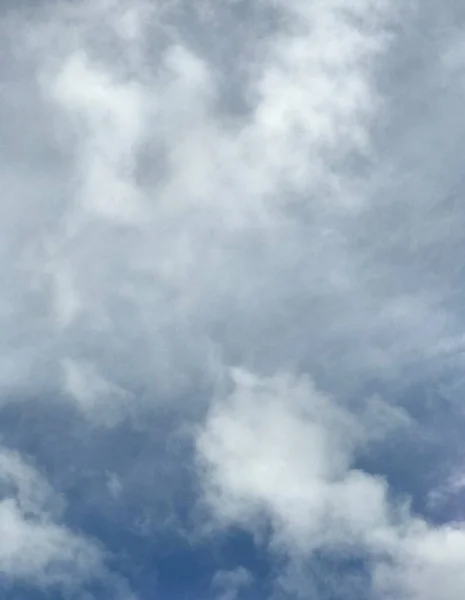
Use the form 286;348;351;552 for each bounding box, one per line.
1;0;465;597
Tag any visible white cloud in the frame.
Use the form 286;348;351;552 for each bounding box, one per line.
0;446;63;518
197;370;392;546
0;499;100;586
62;357;134;427
197;369;465;600
0;446;131;595
212;566;253;600
46;49;148;223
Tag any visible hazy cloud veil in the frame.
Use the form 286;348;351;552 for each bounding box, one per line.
1;0;465;598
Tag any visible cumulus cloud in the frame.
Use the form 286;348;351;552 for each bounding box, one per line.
197;369;465;600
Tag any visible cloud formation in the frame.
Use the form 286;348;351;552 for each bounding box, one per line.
1;0;465;598
0;446;134;598
197;369;465;600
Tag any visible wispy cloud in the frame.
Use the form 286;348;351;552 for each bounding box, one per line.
0;446;134;598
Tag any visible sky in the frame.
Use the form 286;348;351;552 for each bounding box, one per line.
2;0;465;598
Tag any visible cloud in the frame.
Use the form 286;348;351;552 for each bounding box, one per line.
211;566;253;600
2;0;465;598
1;0;460;414
196;369;395;546
62;357;134;427
0;446;134;598
196;369;465;600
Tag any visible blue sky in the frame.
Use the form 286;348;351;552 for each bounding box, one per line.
2;0;465;599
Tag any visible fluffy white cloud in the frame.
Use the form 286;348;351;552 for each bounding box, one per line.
197;369;465;600
197;370;394;546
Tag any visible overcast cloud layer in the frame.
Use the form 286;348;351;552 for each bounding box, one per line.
1;0;465;599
